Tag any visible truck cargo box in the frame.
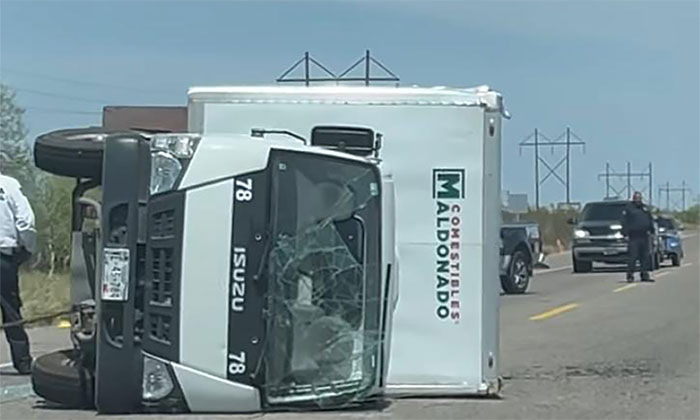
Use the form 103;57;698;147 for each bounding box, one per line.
187;85;507;396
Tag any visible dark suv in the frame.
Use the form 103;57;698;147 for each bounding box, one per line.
569;200;660;273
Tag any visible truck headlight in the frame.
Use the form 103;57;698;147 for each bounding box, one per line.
151;151;183;194
149;134;200;195
142;356;174;401
574;229;589;239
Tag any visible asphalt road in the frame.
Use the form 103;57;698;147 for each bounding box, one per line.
1;234;698;419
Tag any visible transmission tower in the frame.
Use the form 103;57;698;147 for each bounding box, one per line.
519;127;586;209
658;181;691;211
276;50;399;86
598;162;653;204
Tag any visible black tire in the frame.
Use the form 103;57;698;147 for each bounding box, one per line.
31;349;94;409
500;250;530;294
572;256;592;273
671;253;681;267
34;127;137;180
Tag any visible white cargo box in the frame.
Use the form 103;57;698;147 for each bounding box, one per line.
187;85;506;396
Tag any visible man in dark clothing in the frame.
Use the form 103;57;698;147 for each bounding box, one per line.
622;191;655;283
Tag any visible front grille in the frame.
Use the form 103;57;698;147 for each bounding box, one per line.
144;193;185;361
151;210;175;239
151;247;174;305
587;226;613;236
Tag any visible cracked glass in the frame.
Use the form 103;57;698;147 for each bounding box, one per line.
263;151;382;407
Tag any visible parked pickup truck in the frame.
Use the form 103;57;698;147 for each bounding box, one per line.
569;200;662;273
499;223;545;294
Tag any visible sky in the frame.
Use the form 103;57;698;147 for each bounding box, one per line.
1;0;698;208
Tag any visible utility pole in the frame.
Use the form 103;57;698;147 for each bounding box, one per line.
648;162;653;207
534;129;540;210
602;162;611;198
566;127;571;204
519;127;585;210
682;181;687;210
597;162;653;205
627;161;632;200
659;181;692;211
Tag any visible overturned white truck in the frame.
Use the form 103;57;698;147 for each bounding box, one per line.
30;84;506;413
187;85;507;395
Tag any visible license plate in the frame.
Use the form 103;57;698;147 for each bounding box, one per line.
102;248;130;301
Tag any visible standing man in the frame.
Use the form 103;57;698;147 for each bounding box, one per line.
0;170;36;374
622;191;655;283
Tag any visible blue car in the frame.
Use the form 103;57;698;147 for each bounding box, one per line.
656;216;684;267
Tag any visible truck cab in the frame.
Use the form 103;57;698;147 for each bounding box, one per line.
31;128;396;413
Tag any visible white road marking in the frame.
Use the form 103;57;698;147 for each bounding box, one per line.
681;263;694;269
536;265;572;274
656;272;670;278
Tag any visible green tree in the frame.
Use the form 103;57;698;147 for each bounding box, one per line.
0;83;73;274
0;83;33;187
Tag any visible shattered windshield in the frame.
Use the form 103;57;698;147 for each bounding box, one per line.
264;150;382;407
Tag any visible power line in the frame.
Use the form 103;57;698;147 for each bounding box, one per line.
0;67;173;95
24;106;101;116
8;85;109;104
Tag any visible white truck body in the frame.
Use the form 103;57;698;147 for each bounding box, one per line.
187;85;506;395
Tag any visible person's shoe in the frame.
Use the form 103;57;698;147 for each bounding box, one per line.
14;357;32;375
8;339;32;375
626;276;634;283
641;275;655;282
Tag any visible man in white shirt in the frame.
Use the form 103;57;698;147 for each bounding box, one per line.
0;170;36;374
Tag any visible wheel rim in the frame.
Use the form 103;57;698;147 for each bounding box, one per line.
512;258;528;286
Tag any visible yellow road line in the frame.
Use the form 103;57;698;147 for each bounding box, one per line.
529;303;579;321
656;272;670;278
56;320;71;328
613;283;638;293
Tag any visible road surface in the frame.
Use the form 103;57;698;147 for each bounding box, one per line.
2;234;698;419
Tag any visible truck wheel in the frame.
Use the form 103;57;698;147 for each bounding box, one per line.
31;349;94;409
671;254;680;267
34;128;136;180
572;256;592;273
500;250;530;294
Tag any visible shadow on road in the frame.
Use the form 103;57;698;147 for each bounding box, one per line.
0;369;28;377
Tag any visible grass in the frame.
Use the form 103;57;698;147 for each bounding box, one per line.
18;270;70;326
